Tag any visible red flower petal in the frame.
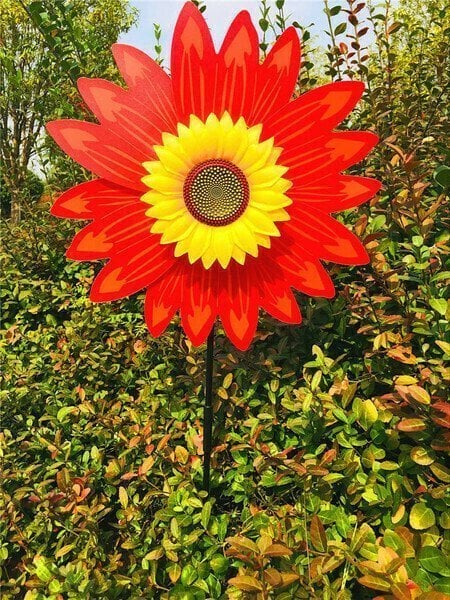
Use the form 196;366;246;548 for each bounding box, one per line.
218;265;258;350
66;203;148;261
259;272;302;323
50;179;140;220
89;237;174;302
250;26;301;124
171;2;217;122
215;11;259;121
145;264;183;337
46;120;147;191
283;131;379;185
289;175;381;212
180;265;218;346
284;207;370;265
263;80;366;142
291;257;336;298
77;78;169;156
272;238;336;298
111;43;177;134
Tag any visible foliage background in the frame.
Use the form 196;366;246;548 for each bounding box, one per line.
1;0;449;599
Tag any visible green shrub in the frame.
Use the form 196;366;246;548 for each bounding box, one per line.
1;0;449;598
0;170;44;218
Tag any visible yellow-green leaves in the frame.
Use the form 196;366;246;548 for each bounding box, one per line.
409;504;436;530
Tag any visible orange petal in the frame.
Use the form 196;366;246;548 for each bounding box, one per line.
263;80;366;143
288;175;381;212
218;264;258;350
215;11;259;121
282;131;379;185
66;204;149;261
286;208;370;265
250;27;301;124
46;120;147;191
89;238;174;302
180;263;218;346
50;179;139;220
77;78;169;154
111;43;177;133
258;265;302;323
145;265;183;337
171;2;217;122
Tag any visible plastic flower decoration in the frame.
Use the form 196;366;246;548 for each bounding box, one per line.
48;2;380;350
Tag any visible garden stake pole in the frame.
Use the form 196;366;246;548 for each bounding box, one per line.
203;325;215;494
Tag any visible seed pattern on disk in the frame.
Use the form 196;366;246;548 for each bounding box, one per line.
183;159;249;226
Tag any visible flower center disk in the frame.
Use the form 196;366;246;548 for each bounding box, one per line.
183;159;249;226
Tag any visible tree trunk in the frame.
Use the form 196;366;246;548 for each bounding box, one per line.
10;190;22;224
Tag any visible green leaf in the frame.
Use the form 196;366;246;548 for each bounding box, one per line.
435;578;450;594
57;406;76;422
33;556;53;583
334;22;347;35
430;463;450;483
180;564;197;586
433;165;450;188
359;399;378;430
201;500;212;529
429;298;448;316
409;504;436;530
439;510;450;529
418;547;447;573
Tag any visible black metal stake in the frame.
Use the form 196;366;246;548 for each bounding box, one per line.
202;325;215;494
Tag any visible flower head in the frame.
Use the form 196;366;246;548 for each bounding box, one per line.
47;2;380;350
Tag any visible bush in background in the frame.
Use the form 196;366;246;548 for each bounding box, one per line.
1;0;449;598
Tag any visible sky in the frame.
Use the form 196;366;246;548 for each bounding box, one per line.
119;0;336;62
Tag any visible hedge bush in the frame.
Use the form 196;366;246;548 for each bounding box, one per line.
1;0;449;598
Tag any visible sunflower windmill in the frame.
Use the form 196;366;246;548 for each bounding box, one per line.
48;2;380;494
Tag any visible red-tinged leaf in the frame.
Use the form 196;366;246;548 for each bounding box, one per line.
432;415;450;429
279;572;300;587
387;21;403;34
430;432;450;452
397;419;427;432
387;346;417;364
358;575;391;592
226;536;259;554
228;575;263;592
407;385;431;405
385;557;406;574
320;449;337;464
263;543;293;557
264;567;282;587
156;434;171;451
391;582;412;600
432;402;450;417
138;456;154;476
310;515;328;552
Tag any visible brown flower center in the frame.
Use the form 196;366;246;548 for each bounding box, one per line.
183;159;249;226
